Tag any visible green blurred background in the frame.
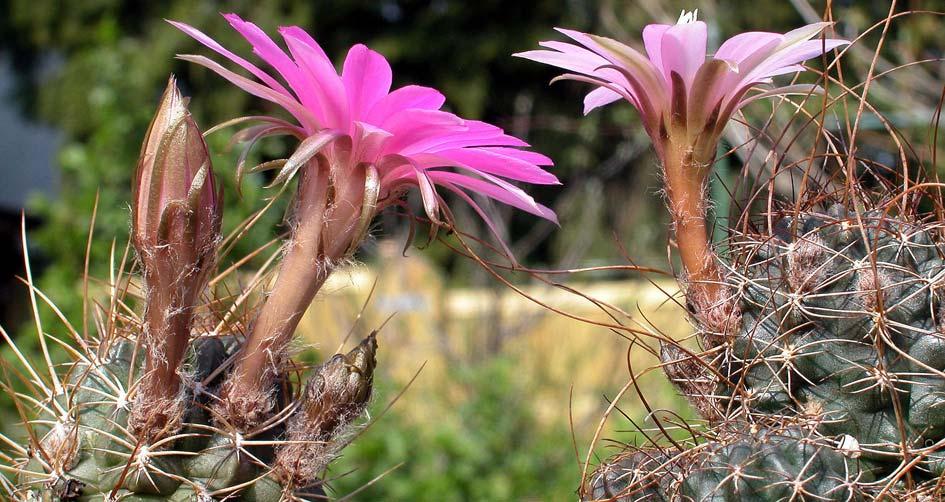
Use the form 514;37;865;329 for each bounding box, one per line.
1;0;944;500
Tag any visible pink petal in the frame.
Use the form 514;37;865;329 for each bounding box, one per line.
574;30;667;127
780;22;834;48
751;39;848;78
584;87;622;114
446;121;530;148
168;19;292;97
221;14;319;111
423;147;559;184
276;25;332;63
342;44;393;121
712;36;783;109
352;121;393;162
515;43;633;92
280;29;350;130
659;20;707;89
403;122;528;155
480;147;553;166
177;54;318;130
367;85;446;125
428;170;558;222
641;23;671;73
714;32;783;66
379;109;466;155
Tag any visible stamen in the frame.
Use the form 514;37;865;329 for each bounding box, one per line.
677;9;698;25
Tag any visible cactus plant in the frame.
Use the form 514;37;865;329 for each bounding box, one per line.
2;13;558;500
14;331;377;501
4;77;379;501
523;9;945;501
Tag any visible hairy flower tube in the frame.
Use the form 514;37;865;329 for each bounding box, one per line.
130;76;222;440
517;11;847;323
171;14;557;429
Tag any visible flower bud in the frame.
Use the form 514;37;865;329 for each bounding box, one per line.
132;75;221;279
128;76;221;441
274;333;377;488
298;332;377;432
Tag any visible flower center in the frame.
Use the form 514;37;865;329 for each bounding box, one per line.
676;9;699;24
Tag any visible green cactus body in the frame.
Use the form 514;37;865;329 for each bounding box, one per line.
11;333;377;501
592;208;945;500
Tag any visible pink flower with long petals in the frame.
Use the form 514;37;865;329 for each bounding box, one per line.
516;10;847;158
517;11;847;320
170;14;558;430
171;14;557;242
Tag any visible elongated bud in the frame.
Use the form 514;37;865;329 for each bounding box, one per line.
274;333;377;488
132;75;221;269
129;76;222;442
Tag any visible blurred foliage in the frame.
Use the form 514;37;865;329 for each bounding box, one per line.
331;357;578;501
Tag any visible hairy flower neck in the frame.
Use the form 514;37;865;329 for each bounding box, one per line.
217;156;376;430
660;138;723;309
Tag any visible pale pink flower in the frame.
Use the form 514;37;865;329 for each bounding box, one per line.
171;14;557;249
515;10;848;154
517;11;848;314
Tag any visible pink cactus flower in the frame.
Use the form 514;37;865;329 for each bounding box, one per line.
170;14;559;429
515;10;848;157
516;11;847;319
171;14;557;245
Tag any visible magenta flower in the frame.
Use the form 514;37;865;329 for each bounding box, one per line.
515;10;847;157
170;14;558;430
171;14;557;241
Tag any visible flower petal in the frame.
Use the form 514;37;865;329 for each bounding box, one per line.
582;32;666;128
403;121;528;154
168;19;292;97
221;14;319;111
418;147;559;184
642;23;672;72
280;28;350;130
750;39;848;80
176;54;319;130
367;85;446;125
428;170;558;223
714;31;783;66
379;109;466;155
583;87;622;114
659;20;707;89
515;43;633;91
687;59;729;133
342;44;393;121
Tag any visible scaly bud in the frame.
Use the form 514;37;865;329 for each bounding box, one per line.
129;76;222;442
132;75;221;267
273;333;377;489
